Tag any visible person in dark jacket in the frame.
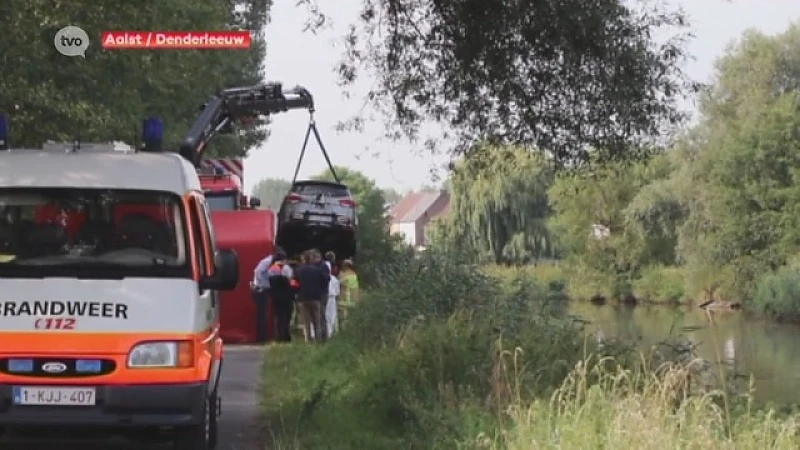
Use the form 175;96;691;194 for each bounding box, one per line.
267;253;294;342
293;250;330;342
250;246;285;343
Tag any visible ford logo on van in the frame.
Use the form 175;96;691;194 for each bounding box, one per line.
41;362;67;374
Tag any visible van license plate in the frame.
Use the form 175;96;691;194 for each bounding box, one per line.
13;386;96;406
308;214;332;222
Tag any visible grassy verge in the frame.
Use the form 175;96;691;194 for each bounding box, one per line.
261;250;799;449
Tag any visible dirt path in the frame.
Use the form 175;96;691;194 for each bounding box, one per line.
2;345;267;449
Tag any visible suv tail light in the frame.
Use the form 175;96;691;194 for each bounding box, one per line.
339;199;356;207
286;193;302;203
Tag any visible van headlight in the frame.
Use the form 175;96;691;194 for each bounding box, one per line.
128;341;193;368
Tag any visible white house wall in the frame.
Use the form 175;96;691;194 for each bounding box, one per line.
391;222;417;247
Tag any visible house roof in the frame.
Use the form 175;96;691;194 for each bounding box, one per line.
389;192;423;222
390;190;447;223
428;193;450;220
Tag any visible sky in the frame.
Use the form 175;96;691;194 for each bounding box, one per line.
243;0;800;195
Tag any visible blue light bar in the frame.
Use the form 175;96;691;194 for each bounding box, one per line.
142;116;163;152
76;359;102;373
0;114;8;150
8;359;33;373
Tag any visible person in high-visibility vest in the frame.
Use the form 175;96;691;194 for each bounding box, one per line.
338;259;360;327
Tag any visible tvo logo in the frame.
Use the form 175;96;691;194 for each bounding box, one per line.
54;26;90;57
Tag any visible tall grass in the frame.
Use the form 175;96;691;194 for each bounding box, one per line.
261;249;799;449
498;358;800;449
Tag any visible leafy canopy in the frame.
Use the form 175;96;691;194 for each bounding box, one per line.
304;0;695;163
0;0;270;156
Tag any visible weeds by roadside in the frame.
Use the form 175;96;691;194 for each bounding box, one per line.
261;250;799;449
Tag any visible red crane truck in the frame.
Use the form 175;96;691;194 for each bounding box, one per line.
179;83;315;344
196;158;275;343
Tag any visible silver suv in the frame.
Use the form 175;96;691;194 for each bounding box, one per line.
276;180;357;259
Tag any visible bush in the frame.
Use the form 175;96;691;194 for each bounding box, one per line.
632;265;686;304
560;262;625;301
263;249;590;449
261;250;787;449
483;263;568;301
752;267;800;322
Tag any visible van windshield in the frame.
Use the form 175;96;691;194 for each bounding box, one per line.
0;188;188;274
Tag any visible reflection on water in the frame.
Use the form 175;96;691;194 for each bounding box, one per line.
567;302;800;405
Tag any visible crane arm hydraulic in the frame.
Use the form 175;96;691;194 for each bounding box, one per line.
179;82;314;167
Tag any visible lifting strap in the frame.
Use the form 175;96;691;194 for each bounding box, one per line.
291;113;340;184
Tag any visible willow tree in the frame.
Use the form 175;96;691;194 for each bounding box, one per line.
434;144;556;264
304;0;694;163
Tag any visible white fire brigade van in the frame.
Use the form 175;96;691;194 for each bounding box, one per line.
0;135;238;449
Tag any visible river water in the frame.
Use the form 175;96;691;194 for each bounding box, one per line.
567;302;800;406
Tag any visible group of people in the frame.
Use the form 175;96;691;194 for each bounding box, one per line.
251;246;359;343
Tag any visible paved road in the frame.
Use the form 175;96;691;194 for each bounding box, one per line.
1;345;266;449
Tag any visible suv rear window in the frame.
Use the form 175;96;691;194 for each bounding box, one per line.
293;183;350;197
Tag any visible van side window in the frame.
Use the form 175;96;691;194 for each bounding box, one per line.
187;196;207;277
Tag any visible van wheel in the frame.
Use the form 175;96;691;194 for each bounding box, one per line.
173;392;218;450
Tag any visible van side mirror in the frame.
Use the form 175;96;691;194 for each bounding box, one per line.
200;249;239;291
249;197;261;208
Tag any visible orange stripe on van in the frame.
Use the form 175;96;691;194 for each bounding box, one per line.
192;193;215;277
0;329;221;385
182;193;202;280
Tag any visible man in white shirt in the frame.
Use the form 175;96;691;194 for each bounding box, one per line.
326;275;340;337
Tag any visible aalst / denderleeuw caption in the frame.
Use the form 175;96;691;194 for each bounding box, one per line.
101;31;251;49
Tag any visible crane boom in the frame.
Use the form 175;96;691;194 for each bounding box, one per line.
179;82;314;167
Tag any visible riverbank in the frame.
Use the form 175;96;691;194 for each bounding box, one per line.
482;263;760;311
260;251;800;449
483;263;691;306
262;343;800;449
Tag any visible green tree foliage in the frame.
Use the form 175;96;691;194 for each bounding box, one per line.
305;0;694;162
672;24;800;300
548;153;679;291
432;144;556;264
0;0;270;156
312;166;404;282
251;177;292;210
381;188;402;205
549;22;800;307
